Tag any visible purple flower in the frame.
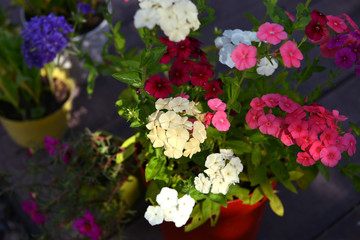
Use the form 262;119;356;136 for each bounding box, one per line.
327;35;348;49
21;13;73;69
44;136;61;156
62;144;74;164
22;201;46;225
78;3;95;14
335;47;357;69
73;211;102;240
350;30;360;41
349;42;360;60
355;66;360;76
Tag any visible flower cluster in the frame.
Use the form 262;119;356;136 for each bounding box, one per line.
205;98;231;131
73;211;102;240
194;150;243;195
146;97;206;159
134;0;200;42
305;9;360;74
22;201;46;225
144;187;195;227
246;93;356;167
44;136;73;164
21;13;73;68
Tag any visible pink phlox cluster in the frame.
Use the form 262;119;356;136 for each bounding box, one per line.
246;93;356;167
206;98;230;131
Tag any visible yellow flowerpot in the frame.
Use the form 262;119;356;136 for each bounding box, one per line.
0;69;75;148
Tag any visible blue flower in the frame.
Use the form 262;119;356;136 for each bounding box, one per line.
77;2;95;14
21;13;74;69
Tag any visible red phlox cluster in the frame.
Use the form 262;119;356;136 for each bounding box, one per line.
246;93;356;167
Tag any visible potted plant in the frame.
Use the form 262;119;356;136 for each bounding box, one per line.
0;10;76;148
88;0;360;239
1;129;142;239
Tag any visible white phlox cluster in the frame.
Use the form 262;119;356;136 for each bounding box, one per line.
214;29;259;68
144;187;195;227
146;97;207;159
194;149;244;195
134;0;200;42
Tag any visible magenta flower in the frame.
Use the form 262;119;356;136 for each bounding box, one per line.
343;133;356;156
355;66;360;76
320;129;338;147
73;211;102;240
279;95;301;113
261;93;281;108
212;111;230;131
279;129;295;146
44;136;60;156
327;35;348;49
288;119;308;139
280;40;303;68
208;98;226;112
296;152;316;166
231;43;257;71
145;75;173;99
335;47;357;69
258;114;280;136
22;201;46;225
245;108;264;129
257;22;288;45
327;15;348;33
309;140;324;161
250;97;266;110
320;146;341;167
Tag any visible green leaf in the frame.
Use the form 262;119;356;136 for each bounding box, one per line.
250;187;264;205
225;140;252;155
251;145;262;167
270;160;289;182
112;71;142;88
145;156;166;181
341;164;360;177
249;132;267;143
272;72;288;87
352;176;360;192
115;144;135;164
269;193;284;216
294;3;311;30
208;193;227;207
296;166;318;190
280;179;298;194
317;162;330;181
226;185;250;204
288;170;304;181
185;204;206;232
245;12;261;28
349;122;360;136
252;165;268;186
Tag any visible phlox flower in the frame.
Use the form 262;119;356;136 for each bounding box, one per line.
73;211;102;240
327;15;348;33
156;187;178;209
204;79;223;99
168;97;190;113
183;138;201;158
296;152;316;166
164;142;183;159
144;206;164;226
221;164;240;184
305;20;329;42
250;97;266;110
204;168;221;181
231;43;257;71
256;57;279;76
310;9;328;25
279;129;295;146
285;107;306;125
208;98;226;112
211;177;229;195
159;111;182;130
205;153;225;171
212;111;230;131
192;121;207;143
185;101;201;116
134;8;160;29
288;119;308;139
256;22;288;45
145;75;173;99
327;35;348;49
258;113;279;135
229;157;244;174
261;93;281;108
220;149;234;160
335;47;357;69
22;201;46;225
295;130;318;151
245;108;264;129
343;133;356;156
308;115;327;134
280;40;303;68
320;146;341;167
194;173;211;194
166;127;190;149
279;95;301;113
178;195;195;215
309;140;324;161
155;98;171;110
320;38;341;59
332;109;348;121
219;44;236;68
320;128;339;147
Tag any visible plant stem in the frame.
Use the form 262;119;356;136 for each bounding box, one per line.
44;62;55;95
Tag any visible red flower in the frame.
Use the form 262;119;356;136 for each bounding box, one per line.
169;63;190;87
145;75;173;98
176;38;191;59
305;20;329;42
310;9;328;25
204;79;223;99
159;37;177;64
320;38;341;58
297;152;316;166
190;63;213;86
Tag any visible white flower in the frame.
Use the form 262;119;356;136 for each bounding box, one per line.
164;142;183;159
204;168;221;181
215;36;231;49
159;111;182;129
134;8;160;29
155;0;177;8
211;177;230;195
169;97;190;113
173;211;191;227
178;194;195;215
144;205;164;226
221;163;240;185
163;206;178;222
183;138;201;158
192;121;207;143
205;153;225;171
146;111;163;130
194;173;211;194
155;98;172;110
256;57;278;76
166;25;191;42
229;157;244;174
172;0;198;26
158;7;179;32
219;44;236;68
220;149;234;160
156;187;178;209
147;126;166;148
166;127;189;150
185;101;201;116
181;117;193;130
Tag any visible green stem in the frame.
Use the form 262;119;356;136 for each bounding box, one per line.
44;62;55;95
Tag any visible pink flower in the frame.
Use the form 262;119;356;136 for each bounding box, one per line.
320;146;341;167
309;140;324;161
279;128;295;146
203;112;214;129
327;15;348;33
246;108;265;129
22;201;46;225
343;133;356;156
296;130;317;151
145;75;173;99
288;119;308;139
73;211;102;240
280;40;303;68
296;152;316;166
231;43;257;71
261;93;281;108
285;11;295;22
212;111;230;131
258;114;280;135
285;107;306;124
208;98;226;112
175;93;190;99
320;128;338;147
279;95;301;113
308;115;327;134
44;136;60;156
250;97;266;110
332;109;348;121
257;22;288;45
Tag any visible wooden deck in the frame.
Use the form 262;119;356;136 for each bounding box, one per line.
1;0;360;239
